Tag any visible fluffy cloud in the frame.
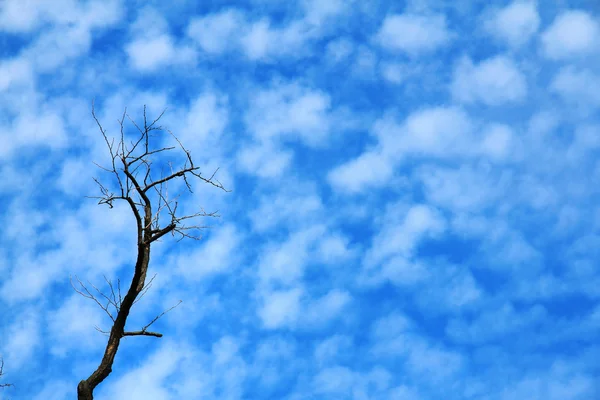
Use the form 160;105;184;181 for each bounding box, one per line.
186;3;347;61
327;150;394;193
0;0;122;33
418;162;512;212
361;204;445;286
1;308;41;370
329;106;515;194
0;110;67;158
257;225;327;287
0;58;34;92
483;1;540;48
375;13;453;54
172;225;241;281
446;303;547;344
451;55;527;105
126;7;196;72
257;285;351;330
370;312;464;383
187;9;245;55
541;10;600;59
244;82;333;146
550;66;600;112
259;287;303;329
236;142;293;178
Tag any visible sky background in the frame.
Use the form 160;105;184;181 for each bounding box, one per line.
1;0;600;399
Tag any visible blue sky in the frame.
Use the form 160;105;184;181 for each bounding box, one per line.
1;0;600;399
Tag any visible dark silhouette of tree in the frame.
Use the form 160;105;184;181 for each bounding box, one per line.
73;105;228;400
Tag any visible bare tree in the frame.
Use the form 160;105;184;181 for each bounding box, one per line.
74;105;228;400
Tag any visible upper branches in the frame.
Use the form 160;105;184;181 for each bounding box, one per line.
88;103;229;245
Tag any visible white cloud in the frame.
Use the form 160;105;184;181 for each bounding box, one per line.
481;123;514;160
313;366;397;398
0;201;137;303
126;34;196;72
451;55;527;105
249;336;299;391
541;10;600;60
0;256;61;303
99;337;248;399
240;1;347;61
176;91;229;155
313;366;355;395
313;335;353;365
258;286;350;331
376;13;452;54
241;20;287;60
240;19;272;60
250;185;323;232
351;46;378;79
100;342;189;399
0;58;34;92
329;105;518;195
370;312;464;382
405;341;463;382
327;150;393;193
1;0;121;74
126;35;177;71
391;106;474;154
57;158;96;197
483;1;540;48
418;163;511;212
0;0;51;32
47;294;106;357
568;124;600;160
187;9;245;55
1;308;40;370
186;4;345;62
0;0;121;33
361;203;445;286
245;82;333;147
126;7;196;72
236;142;293;178
414;263;482;313
303;289;351;326
325;38;354;64
315;234;356;264
301;0;346;26
24;24;92;72
174;225;240;281
446;303;547;344
0;110;67;159
550;67;600;111
380;62;409;84
258;225;325;287
259;287;303;329
499;364;594;400
329;107;476;193
32;381;72;400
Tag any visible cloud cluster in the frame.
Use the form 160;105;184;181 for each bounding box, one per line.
1;1;599;399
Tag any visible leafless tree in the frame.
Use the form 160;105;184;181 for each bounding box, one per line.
74;104;228;400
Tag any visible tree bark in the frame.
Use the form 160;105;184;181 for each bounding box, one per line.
76;243;151;400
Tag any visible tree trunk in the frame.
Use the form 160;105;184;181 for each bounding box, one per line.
77;380;93;400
